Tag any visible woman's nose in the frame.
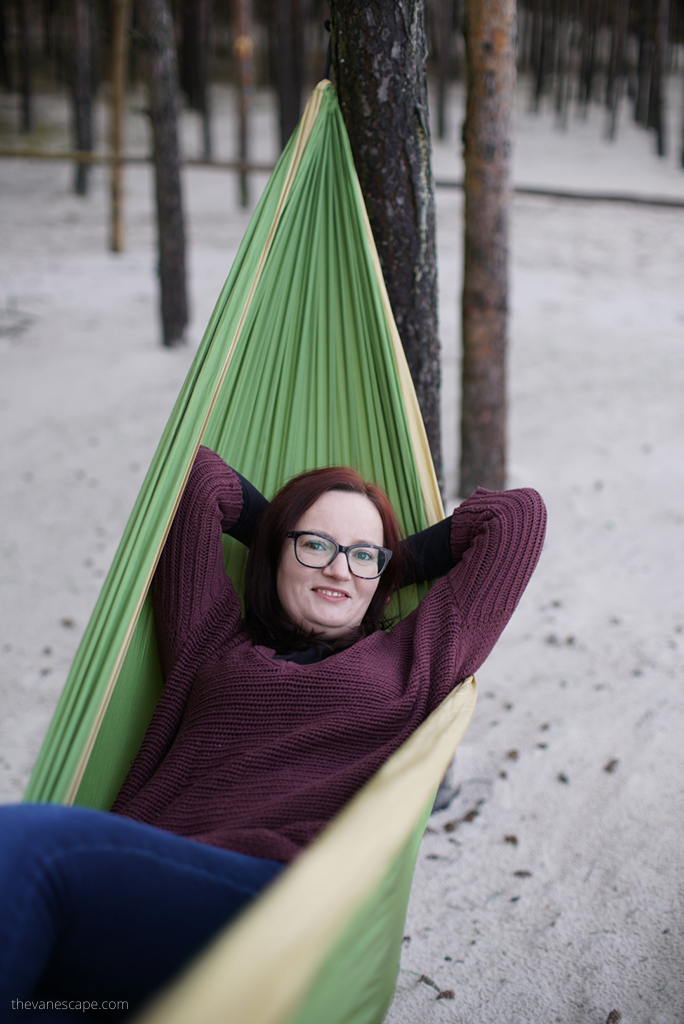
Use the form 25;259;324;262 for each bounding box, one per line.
323;551;351;579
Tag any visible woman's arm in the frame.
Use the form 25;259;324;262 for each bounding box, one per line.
390;487;547;706
228;470;269;546
444;486;546;678
399;517;454;586
152;446;249;675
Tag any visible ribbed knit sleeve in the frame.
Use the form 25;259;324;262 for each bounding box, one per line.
447;487;547;622
388;486;547;711
152;446;245;676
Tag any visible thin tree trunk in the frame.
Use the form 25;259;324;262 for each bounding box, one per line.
530;0;546;111
579;0;600;114
18;0;32;132
436;0;452;139
43;0;57;59
329;0;442;486
277;0;303;149
72;0;93;195
234;0;255;207
180;0;212;157
140;0;188;346
680;64;684;167
635;0;654;124
110;0;131;252
607;0;629;139
0;0;11;91
554;0;570;128
460;0;515;495
649;0;669;154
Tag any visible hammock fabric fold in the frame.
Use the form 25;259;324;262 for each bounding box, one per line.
26;81;477;1024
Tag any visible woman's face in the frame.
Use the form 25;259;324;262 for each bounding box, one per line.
276;490;384;641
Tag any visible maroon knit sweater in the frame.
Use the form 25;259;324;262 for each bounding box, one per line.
112;447;546;862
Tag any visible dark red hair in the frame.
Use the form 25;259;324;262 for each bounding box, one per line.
244;467;404;653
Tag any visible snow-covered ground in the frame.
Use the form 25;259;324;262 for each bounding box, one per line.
1;76;683;1024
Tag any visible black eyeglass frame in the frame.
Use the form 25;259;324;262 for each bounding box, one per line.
286;531;393;579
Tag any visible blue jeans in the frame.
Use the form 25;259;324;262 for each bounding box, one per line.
0;804;284;1021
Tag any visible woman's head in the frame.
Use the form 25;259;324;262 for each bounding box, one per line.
244;467;403;652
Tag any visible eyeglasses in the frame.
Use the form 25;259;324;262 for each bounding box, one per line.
286;531;392;579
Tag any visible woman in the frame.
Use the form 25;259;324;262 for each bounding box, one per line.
0;447;546;1018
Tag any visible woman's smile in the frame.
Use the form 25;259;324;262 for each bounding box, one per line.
312;586;350;601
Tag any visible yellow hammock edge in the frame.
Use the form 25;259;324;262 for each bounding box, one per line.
133;677;477;1024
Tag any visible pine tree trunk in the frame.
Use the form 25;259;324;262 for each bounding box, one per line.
18;0;32;132
680;68;684;166
554;0;570;129
607;0;629;140
649;0;669;155
460;0;515;495
329;0;442;487
140;0;188;346
72;0;93;196
579;0;600;113
530;0;546;112
635;0;654;125
276;0;303;149
110;0;131;253
0;0;12;90
180;0;212;158
435;0;452;140
235;0;255;206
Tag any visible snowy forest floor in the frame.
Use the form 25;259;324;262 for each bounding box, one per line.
1;75;684;1024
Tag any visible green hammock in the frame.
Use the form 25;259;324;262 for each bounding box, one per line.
26;81;477;1024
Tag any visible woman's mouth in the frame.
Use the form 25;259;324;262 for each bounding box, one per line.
313;587;349;601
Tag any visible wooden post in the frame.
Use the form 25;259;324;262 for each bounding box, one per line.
459;0;515;495
110;0;131;253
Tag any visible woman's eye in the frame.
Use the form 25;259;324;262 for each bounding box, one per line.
353;549;374;562
302;540;325;552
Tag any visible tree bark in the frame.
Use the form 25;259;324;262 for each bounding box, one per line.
329;0;442;487
139;0;188;346
72;0;94;195
459;0;515;495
